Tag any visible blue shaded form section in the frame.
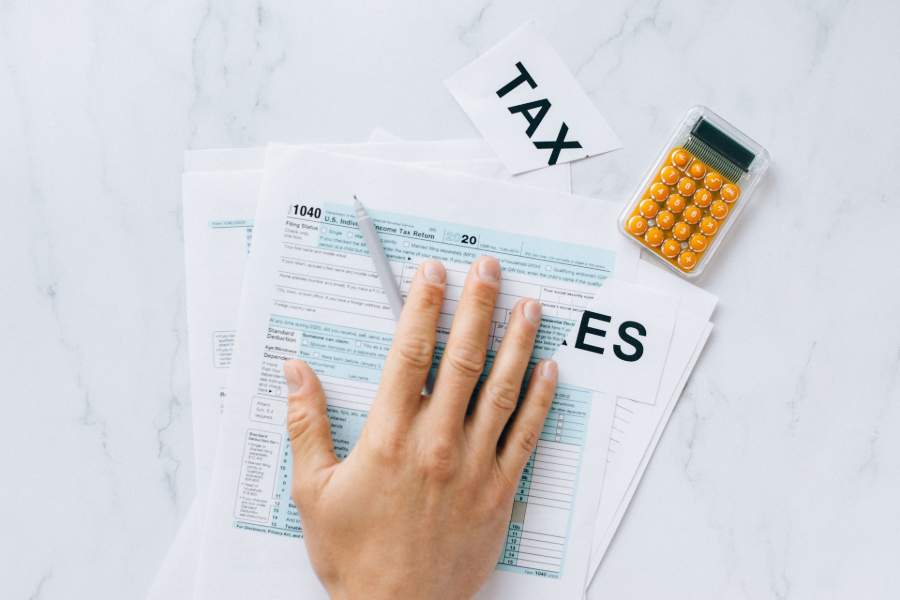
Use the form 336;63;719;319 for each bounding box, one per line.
319;203;615;289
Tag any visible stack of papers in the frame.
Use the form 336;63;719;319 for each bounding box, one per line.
147;18;718;600
146;132;716;599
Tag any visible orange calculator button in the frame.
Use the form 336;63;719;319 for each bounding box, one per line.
644;227;664;247
639;198;659;218
677;250;698;271
672;221;691;241
710;200;729;220
677;177;697;196
666;194;686;214
650;182;670;201
687;160;707;180
627;215;648;236
693;188;713;208
704;172;723;191
720;183;741;203
659;165;680;185
699;216;719;236
661;238;681;258
670;148;691;169
689;233;709;252
656;210;675;230
682;204;702;224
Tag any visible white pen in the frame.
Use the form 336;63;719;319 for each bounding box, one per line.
353;195;435;395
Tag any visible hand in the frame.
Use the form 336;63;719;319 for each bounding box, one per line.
283;256;557;600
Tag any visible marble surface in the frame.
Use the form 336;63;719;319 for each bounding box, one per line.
2;1;899;598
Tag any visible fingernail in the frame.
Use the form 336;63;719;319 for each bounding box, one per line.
540;359;557;379
523;299;542;326
477;256;501;283
285;361;303;393
422;260;445;284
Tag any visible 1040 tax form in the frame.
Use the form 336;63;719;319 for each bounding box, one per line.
196;147;638;600
149;144;573;600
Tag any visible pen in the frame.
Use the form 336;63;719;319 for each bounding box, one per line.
353;195;435;395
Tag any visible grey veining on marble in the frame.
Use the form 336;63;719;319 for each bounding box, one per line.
1;1;898;598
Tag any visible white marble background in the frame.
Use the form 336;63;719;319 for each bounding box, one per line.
1;1;898;598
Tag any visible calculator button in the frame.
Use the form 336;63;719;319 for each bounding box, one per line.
677;250;698;271
682;205;702;224
703;172;723;191
689;233;709;252
672;221;691;241
665;194;686;214
661;238;681;258
644;227;664;247
650;182;670;201
659;165;680;185
693;188;713;208
710;200;729;220
627;215;648;235
687;160;707;180
676;177;697;196
639;198;659;218
670;148;691;169
699;216;719;236
656;210;675;230
720;183;741;203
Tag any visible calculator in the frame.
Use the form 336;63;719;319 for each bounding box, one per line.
620;106;770;278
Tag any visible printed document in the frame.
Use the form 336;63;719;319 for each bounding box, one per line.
183;143;570;490
148;147;574;599
195;146;638;599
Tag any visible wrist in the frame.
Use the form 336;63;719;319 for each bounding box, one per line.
326;579;451;600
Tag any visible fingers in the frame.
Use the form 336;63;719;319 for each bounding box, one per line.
497;359;557;486
284;360;338;497
468;298;542;452
368;260;446;430
429;256;501;429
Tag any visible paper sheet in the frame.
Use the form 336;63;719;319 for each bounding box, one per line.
148;147;576;600
582;259;717;592
585;324;713;597
556;279;678;405
194;146;638;600
366;129;574;191
185;141;571;193
446;21;621;173
184;140;495;171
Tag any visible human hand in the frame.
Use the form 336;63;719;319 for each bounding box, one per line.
283;256;557;600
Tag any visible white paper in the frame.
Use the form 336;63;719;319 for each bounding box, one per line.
446;21;621;174
186;143;570;193
144;500;204;600
149;148;579;600
184;140;498;172
195;146;638;600
365;129;573;192
582;259;717;591
556;279;677;405
183;171;260;494
585;324;713;598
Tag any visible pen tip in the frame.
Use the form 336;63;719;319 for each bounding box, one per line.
352;195;367;220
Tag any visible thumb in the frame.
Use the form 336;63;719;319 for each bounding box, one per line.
284;360;338;499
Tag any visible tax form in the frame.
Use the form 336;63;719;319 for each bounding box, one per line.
195;147;638;600
148;147;574;600
184;144;570;492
